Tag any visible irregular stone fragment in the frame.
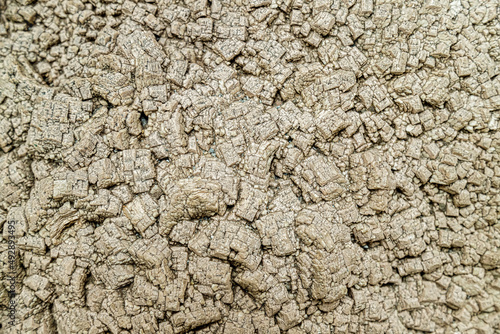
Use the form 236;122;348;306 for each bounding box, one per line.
311;12;335;35
276;301;303;330
209;220;262;270
256;211;297;256
234;182;267;222
123;193;159;235
215;39;245;61
171;306;222;333
160;177;226;234
91;264;135;290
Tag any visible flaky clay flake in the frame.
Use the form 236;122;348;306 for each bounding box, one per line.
0;0;500;333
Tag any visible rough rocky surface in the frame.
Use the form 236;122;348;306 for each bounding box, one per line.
0;0;499;333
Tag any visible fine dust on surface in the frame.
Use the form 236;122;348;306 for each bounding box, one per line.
0;0;499;333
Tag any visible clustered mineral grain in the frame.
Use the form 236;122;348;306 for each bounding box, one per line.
0;0;499;333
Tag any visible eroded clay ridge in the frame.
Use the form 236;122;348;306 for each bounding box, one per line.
0;0;499;333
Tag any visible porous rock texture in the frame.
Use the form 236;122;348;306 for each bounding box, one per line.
0;0;500;333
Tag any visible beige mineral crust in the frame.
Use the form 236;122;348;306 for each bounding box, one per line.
0;0;500;333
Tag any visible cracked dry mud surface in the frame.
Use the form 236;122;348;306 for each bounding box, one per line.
0;0;499;333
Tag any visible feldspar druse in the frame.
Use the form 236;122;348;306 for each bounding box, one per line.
0;0;499;333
